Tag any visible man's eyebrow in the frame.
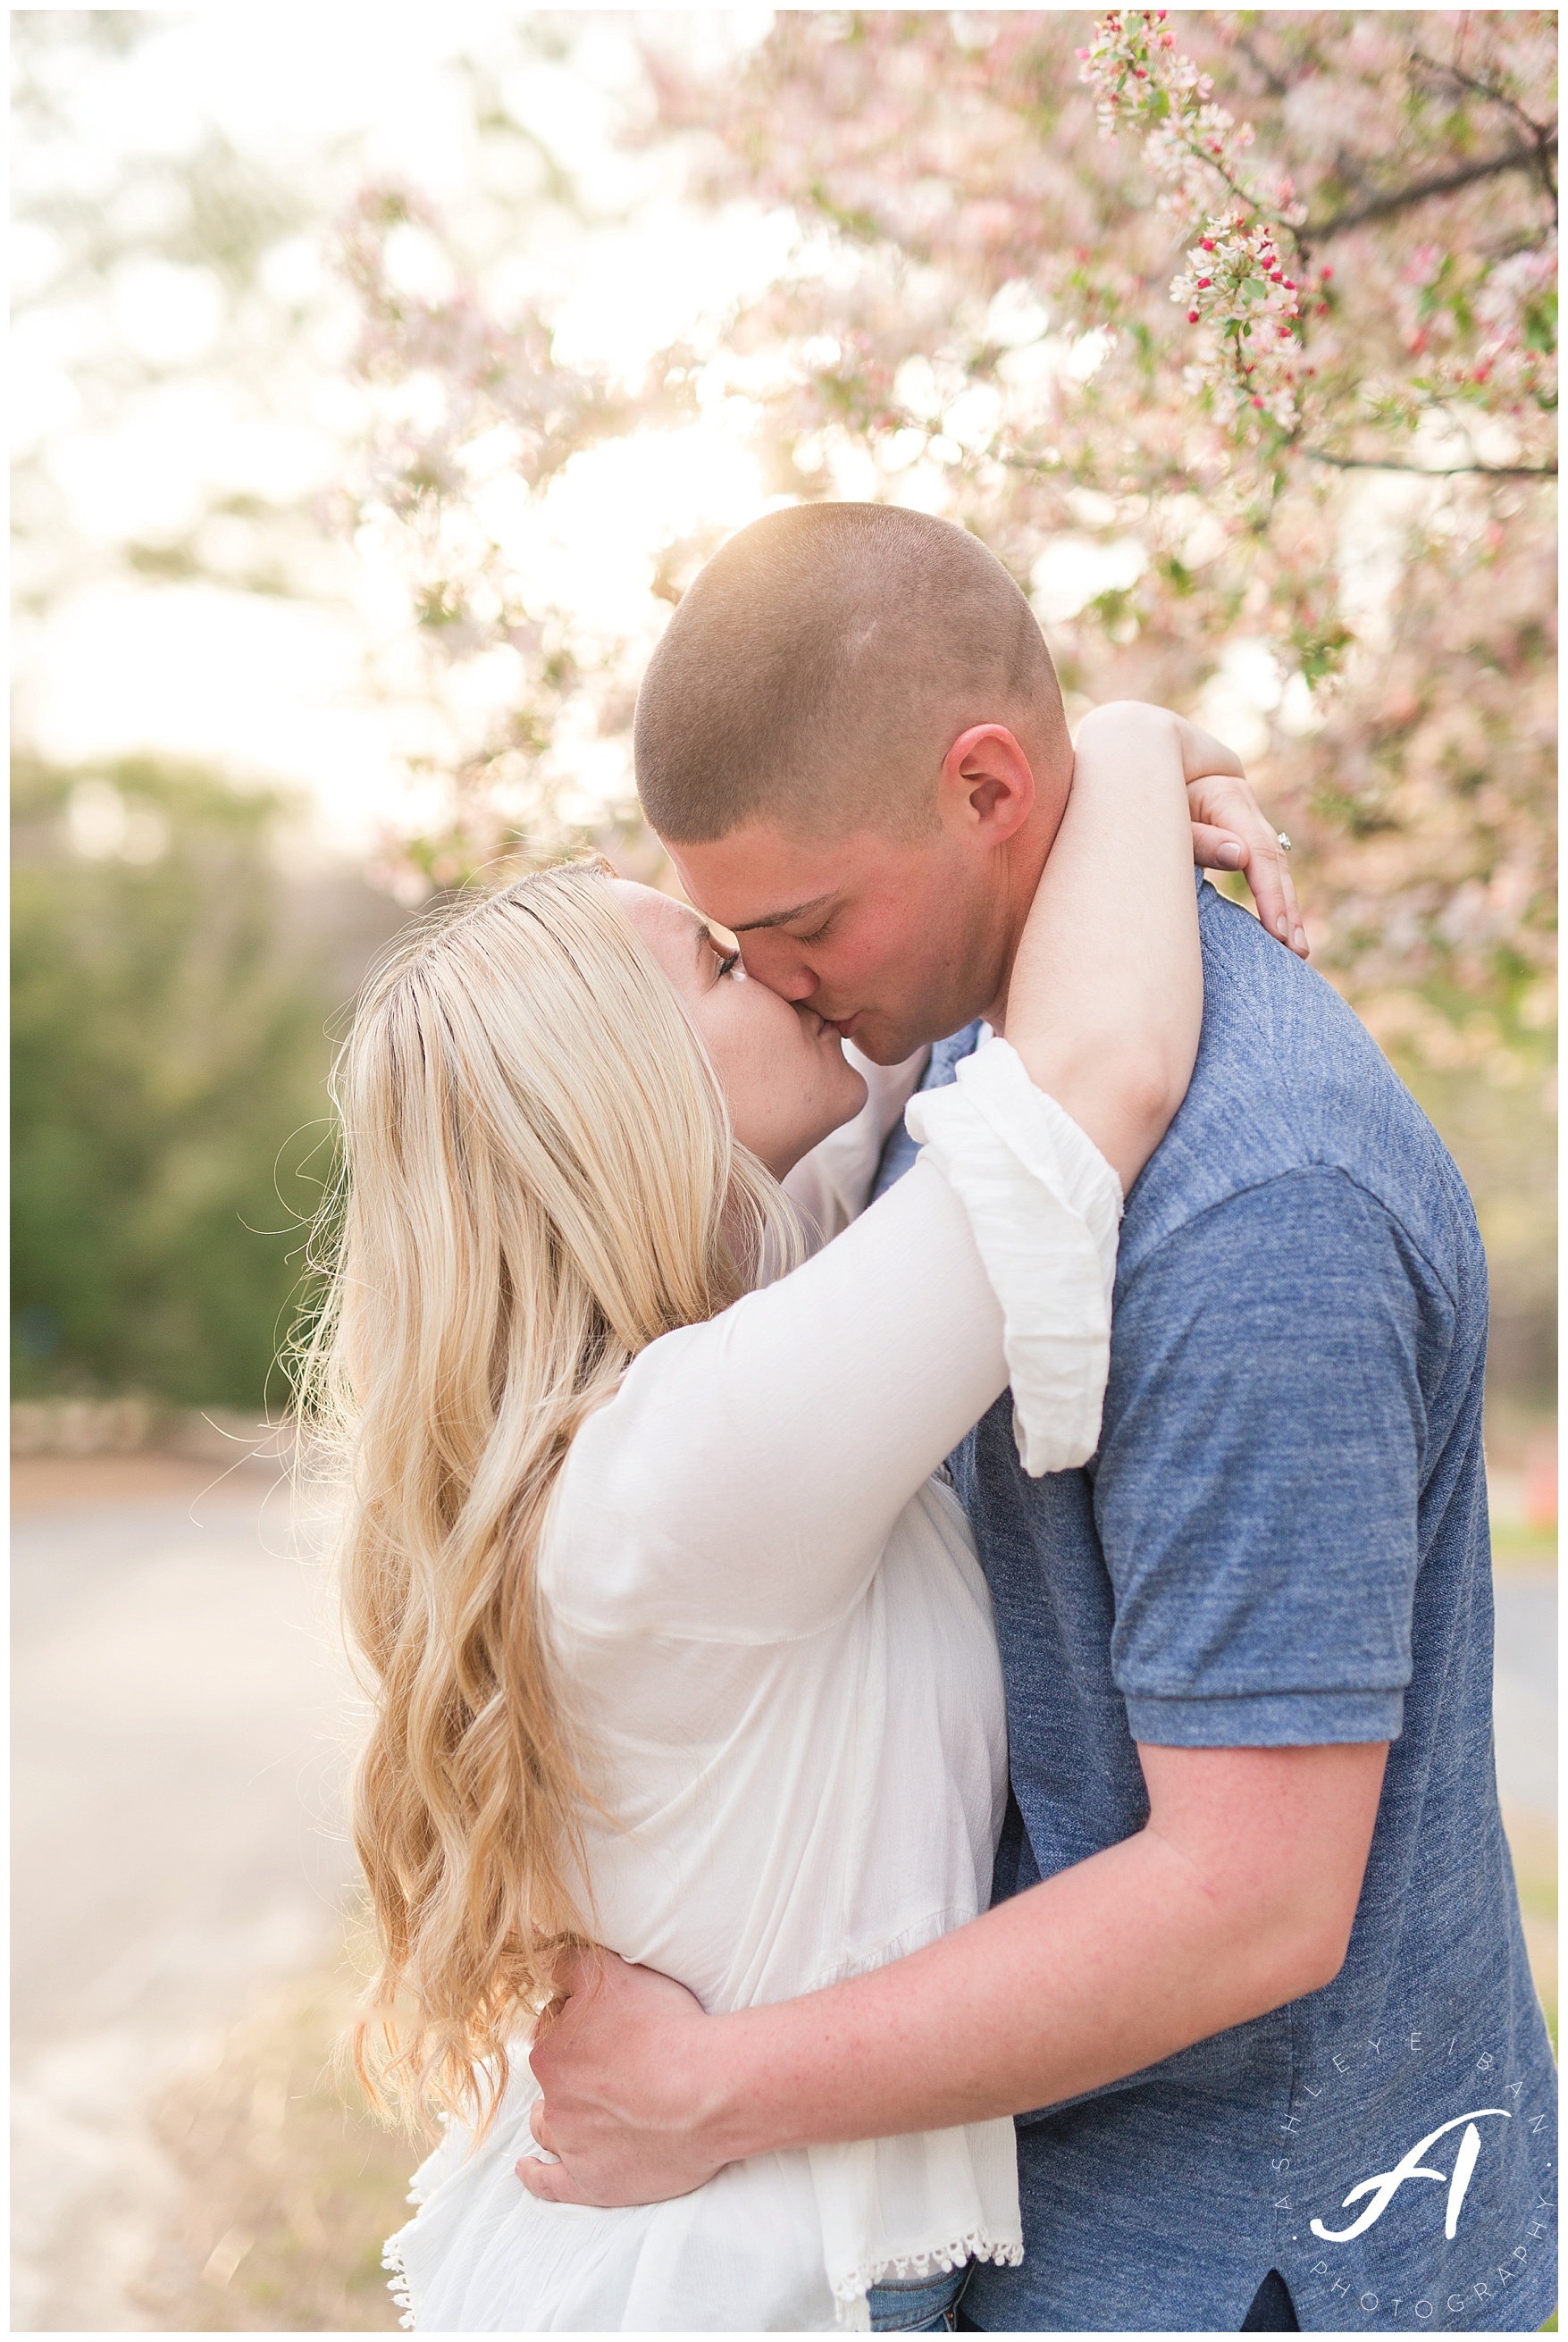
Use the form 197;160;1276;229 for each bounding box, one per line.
728;892;836;935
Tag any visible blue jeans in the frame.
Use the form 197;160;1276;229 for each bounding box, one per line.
867;2265;968;2332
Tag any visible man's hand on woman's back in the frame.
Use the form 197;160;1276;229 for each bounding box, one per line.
518;1740;1389;2209
521;1951;720;2208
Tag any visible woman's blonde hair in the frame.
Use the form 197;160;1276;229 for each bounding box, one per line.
300;860;801;2128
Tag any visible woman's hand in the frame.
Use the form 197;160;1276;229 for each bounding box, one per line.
1111;708;1306;960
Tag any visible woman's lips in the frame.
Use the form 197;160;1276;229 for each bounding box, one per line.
798;1003;854;1044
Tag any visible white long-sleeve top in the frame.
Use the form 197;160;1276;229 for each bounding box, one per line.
387;1040;1122;2333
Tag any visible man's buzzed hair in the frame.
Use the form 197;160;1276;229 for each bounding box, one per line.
634;503;1069;844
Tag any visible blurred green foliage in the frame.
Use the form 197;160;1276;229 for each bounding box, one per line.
11;760;338;1409
1400;1056;1557;1412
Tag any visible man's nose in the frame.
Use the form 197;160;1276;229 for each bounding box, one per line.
740;937;816;1003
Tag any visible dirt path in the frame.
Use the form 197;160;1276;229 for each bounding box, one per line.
11;1459;390;2331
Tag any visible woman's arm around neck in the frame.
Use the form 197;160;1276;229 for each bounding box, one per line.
999;702;1203;1195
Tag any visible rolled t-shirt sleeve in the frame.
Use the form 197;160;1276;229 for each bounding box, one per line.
1095;1166;1439;1748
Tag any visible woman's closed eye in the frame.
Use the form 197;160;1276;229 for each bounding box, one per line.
700;926;742;981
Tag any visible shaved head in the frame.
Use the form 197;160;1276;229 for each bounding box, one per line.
634;503;1069;844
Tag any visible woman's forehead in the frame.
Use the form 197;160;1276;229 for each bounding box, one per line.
609;879;703;948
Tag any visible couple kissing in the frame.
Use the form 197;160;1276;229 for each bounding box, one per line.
306;505;1555;2335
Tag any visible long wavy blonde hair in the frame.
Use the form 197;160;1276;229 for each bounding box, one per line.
300;860;801;2128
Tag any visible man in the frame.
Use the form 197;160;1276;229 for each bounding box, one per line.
519;505;1556;2332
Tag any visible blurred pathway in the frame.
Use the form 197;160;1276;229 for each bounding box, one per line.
1492;1565;1558;2015
12;1458;357;2332
1493;1566;1557;1817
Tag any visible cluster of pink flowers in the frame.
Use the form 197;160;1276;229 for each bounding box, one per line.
1384;231;1559;431
1456;245;1559;410
1078;9;1199;143
1079;10;1275;231
1170;216;1308;433
1080;11;1321;441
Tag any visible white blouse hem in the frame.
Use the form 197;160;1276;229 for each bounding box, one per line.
832;2232;1026;2331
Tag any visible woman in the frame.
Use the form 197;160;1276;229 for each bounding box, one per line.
307;707;1281;2331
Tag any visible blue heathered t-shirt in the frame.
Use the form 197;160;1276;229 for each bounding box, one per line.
873;881;1556;2335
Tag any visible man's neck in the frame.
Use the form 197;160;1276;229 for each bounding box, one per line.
977;788;1064;1035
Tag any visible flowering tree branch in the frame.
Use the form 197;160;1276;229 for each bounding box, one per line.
1305;451;1558;479
1081;11;1316;438
1409;45;1559;202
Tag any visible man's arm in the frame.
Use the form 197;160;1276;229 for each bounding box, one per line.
520;1735;1386;2206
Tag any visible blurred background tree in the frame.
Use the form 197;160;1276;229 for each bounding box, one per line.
10;760;391;1409
10;8;415;1414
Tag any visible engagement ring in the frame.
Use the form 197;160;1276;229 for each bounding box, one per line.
1276;831;1293;854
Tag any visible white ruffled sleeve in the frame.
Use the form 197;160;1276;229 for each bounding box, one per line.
905;1037;1123;1477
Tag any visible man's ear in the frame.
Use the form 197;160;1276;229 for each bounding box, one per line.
938;724;1036;845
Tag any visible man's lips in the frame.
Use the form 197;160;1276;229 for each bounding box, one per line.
825;1012;860;1041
